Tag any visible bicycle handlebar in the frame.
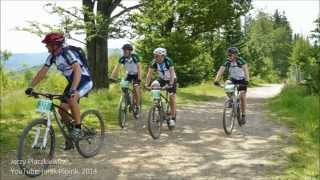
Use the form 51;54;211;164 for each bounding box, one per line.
145;85;171;91
28;91;64;100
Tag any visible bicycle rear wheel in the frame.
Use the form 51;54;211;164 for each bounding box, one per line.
17;118;55;177
75;110;105;158
222;100;235;135
118;95;128;129
147;106;163;139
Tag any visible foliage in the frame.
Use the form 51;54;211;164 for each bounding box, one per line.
268;85;319;179
242;11;292;81
133;0;251;86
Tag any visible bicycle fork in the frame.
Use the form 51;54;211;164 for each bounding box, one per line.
32;112;51;149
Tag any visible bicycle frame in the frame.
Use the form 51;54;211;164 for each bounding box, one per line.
33;100;74;149
152;90;170;118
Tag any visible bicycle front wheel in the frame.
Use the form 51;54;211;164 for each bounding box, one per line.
75;110;105;158
17;118;55;177
222;100;235;135
148;106;163;139
118;95;128;129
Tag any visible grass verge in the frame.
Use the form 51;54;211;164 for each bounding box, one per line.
268;84;319;179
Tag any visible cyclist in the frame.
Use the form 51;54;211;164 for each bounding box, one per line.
25;32;93;149
111;44;142;114
214;47;250;125
145;47;177;128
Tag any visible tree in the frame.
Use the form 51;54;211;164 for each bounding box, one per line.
271;10;292;78
17;1;144;89
0;50;12;90
133;0;251;86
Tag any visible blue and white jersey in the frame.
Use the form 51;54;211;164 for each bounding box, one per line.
44;48;90;82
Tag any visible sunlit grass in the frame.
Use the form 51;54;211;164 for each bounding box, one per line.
268;84;320;179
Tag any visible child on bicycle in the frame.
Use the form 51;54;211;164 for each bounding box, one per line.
145;47;177;128
214;47;250;125
111;44;142;114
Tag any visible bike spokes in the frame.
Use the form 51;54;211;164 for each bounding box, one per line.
148;107;162;139
118;96;128;129
17;119;55;177
75;110;105;158
223;100;235;135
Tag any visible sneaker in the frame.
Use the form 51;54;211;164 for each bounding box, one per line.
70;128;82;141
169;119;176;127
133;106;140;118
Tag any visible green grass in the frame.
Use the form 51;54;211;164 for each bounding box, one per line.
268;84;320;179
0;81;223;155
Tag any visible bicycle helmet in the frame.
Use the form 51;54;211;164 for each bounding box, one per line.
227;47;239;54
42;32;65;44
153;47;167;56
122;44;133;51
151;80;161;88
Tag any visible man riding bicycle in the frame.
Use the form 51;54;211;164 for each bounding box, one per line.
111;44;142;114
145;47;177;128
214;47;250;125
25;32;93;150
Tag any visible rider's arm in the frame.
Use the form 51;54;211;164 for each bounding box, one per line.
145;68;153;86
243;64;250;81
111;63;121;80
30;66;49;87
169;66;175;85
70;63;81;91
137;62;142;80
214;66;226;82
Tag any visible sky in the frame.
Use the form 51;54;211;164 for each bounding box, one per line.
1;0;319;53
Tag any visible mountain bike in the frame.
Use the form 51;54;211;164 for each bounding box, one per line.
111;79;142;129
17;91;105;177
146;86;174;139
217;82;242;135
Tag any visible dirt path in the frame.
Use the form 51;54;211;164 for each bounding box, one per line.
1;84;290;180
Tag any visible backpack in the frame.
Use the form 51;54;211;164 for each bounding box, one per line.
61;45;90;72
224;59;243;73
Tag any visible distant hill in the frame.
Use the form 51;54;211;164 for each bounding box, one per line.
4;48;121;71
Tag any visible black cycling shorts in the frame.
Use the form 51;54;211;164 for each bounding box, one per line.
158;79;177;94
62;75;93;103
125;74;140;85
230;79;247;92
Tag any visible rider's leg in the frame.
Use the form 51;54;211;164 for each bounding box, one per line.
67;92;81;128
240;91;246;114
58;103;72;122
58;102;74;150
133;84;141;106
170;93;177;118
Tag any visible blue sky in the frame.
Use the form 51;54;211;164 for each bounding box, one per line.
1;0;319;53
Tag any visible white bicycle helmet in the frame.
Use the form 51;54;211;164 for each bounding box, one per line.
153;47;167;56
151;80;161;88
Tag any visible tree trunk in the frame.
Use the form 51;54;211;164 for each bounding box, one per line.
94;36;108;89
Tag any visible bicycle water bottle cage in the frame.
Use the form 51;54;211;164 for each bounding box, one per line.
224;84;235;93
151;90;161;100
120;79;130;89
36;99;53;113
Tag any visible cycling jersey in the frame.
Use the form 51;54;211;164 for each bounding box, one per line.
149;57;176;81
44;47;91;82
119;54;140;75
223;57;246;81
